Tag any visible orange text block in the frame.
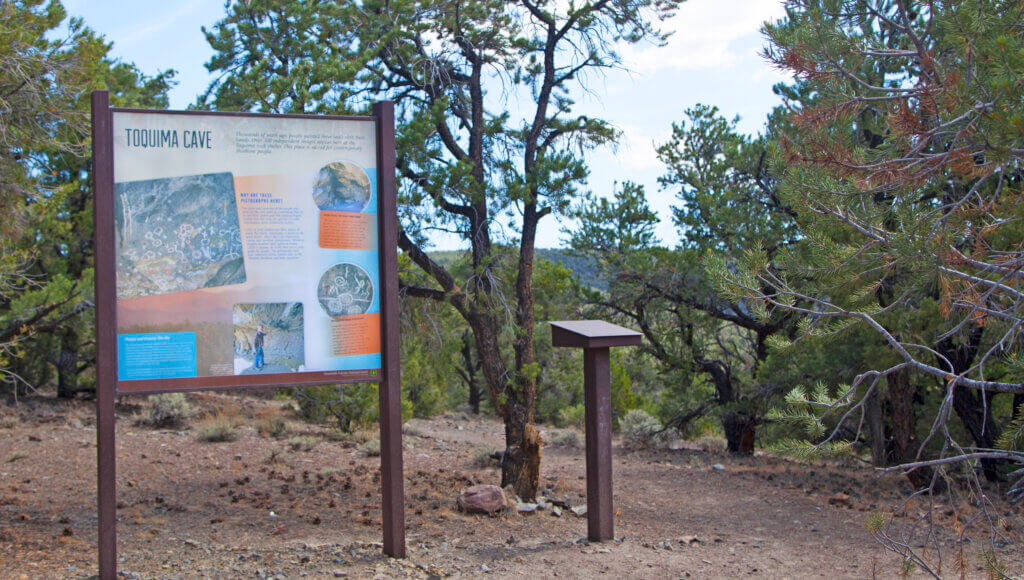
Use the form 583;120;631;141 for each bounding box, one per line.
329;313;381;357
319;211;377;250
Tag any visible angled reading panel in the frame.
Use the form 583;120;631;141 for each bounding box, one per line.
549;320;642;349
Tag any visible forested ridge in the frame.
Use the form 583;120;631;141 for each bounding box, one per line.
2;0;1023;576
432;249;604;290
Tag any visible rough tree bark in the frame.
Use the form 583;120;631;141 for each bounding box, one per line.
455;330;481;414
865;386;887;467
936;328;1004;481
55;347;78;399
700;358;755;455
887;368;933;488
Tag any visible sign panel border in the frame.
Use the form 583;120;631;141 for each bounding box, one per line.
92;92;405;579
101;105;388;394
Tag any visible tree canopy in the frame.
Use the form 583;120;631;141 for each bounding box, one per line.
0;0;174;396
202;0;684;499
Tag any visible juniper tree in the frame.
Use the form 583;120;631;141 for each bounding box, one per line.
569;105;799;454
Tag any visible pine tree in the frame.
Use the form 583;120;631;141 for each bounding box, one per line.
710;1;1024;571
568;105;799;454
201;0;683;499
0;0;174;396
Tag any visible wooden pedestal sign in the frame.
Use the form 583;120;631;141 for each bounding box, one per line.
91;91;406;579
550;320;642;542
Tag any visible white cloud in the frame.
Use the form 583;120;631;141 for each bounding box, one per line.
113;0;208;48
613;123;673;172
621;0;786;74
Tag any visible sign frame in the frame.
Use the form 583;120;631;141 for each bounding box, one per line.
91;91;406;579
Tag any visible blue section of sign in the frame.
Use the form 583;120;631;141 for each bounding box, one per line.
334;353;381;372
118;332;198;381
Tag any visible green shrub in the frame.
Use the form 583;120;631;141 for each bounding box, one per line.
610;351;648;428
143;393;192;428
620;409;673;448
558;404;586;429
195;413;239;442
549;428;583;448
291;383;377;432
401;356;446;418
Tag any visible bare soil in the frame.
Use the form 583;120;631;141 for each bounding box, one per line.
0;394;1021;579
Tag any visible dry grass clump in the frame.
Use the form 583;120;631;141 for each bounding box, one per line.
402;422;424;438
470;447;501;468
287;435;319;451
620;409;677;448
695;434;727;453
0;414;19;429
264;447;290;465
255;407;288;438
359;438;381;457
195;411;240;443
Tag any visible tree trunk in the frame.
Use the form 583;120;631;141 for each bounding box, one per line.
459;330;481;414
936;328;1003;481
465;309;540;500
700;358;755;456
951;387;1003;481
722;410;756;455
887;368;933;488
865;385;887;467
466;371;481;416
55;334;78;399
506;206;541;500
500;403;541;499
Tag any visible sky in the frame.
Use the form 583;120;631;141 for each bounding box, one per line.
63;0;790;250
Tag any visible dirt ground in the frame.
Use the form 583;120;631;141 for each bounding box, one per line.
1;393;1021;579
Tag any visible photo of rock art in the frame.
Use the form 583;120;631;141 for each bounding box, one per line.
317;263;374;317
114;171;245;299
232;302;305;375
312;161;371;212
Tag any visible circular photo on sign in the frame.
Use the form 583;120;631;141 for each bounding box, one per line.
317;263;374;317
312;161;371;212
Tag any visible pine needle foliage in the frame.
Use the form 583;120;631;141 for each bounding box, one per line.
719;0;1024;470
996;404;1024;453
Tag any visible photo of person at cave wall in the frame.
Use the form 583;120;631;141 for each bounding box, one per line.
232;302;305;375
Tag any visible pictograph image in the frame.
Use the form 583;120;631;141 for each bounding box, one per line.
114;171;245;299
317;263;374;316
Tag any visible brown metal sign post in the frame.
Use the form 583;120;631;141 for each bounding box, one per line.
92;90;118;580
91;91;405;579
550;320;642;542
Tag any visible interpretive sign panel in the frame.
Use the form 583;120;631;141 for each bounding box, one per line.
108;109;386;391
92;93;406;579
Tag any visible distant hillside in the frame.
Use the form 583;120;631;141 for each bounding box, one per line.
425;248;605;290
536;249;604;290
